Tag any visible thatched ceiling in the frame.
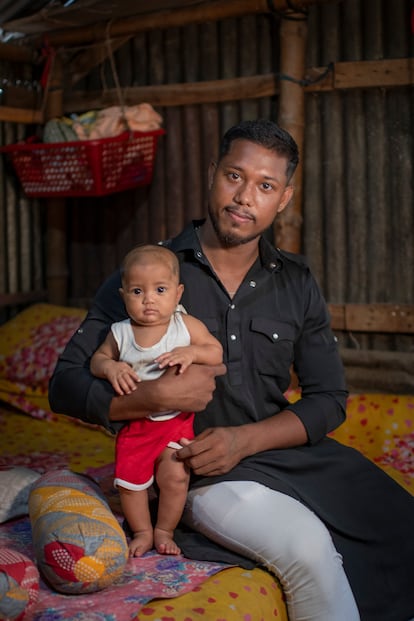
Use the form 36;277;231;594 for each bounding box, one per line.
1;0;330;47
0;0;215;39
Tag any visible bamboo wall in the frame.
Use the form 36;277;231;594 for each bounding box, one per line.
303;0;414;355
0;122;45;322
64;12;278;306
1;0;413;343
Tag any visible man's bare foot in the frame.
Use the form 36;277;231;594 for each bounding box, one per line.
129;529;153;557
154;527;181;555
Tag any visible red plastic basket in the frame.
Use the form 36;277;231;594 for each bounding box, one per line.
0;128;165;198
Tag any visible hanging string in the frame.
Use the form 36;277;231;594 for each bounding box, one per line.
104;21;129;132
100;58;108;94
39;38;56;120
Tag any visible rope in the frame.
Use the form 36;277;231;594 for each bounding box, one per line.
39;38;56;120
104;21;129;131
277;62;334;87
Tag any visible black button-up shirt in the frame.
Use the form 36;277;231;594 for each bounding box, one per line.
48;221;414;621
49;219;347;444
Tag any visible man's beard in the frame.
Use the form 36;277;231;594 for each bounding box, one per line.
208;205;261;247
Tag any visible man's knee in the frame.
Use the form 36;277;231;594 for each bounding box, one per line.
277;520;340;574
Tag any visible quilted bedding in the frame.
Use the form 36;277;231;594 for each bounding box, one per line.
1;392;413;620
0;404;288;620
0;304;412;620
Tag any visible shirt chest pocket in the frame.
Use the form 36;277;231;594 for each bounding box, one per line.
250;317;296;376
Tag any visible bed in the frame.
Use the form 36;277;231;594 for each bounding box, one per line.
0;303;412;621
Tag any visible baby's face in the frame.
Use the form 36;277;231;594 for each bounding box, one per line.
120;260;183;327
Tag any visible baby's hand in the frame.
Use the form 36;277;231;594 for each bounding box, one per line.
156;347;195;374
106;361;141;395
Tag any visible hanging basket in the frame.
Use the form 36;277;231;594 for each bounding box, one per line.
0;128;165;198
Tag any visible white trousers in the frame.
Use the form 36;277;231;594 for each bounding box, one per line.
184;480;361;621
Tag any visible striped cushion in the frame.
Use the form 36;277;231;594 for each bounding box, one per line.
29;469;128;594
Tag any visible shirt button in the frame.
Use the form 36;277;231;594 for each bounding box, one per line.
230;304;235;309
77;328;83;334
272;333;279;340
269;262;277;269
196;251;203;258
249;280;256;288
230;334;237;341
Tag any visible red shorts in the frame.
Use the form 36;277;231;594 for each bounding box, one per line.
114;411;194;490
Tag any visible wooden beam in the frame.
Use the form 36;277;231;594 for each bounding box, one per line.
29;0;332;48
333;58;414;90
64;74;279;111
328;304;414;334
0;290;47;308
309;58;414;91
329;303;414;392
63;58;414;113
0;41;37;63
328;304;346;330
0;106;43;124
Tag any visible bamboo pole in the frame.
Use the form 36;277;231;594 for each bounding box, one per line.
276;11;308;252
44;55;68;306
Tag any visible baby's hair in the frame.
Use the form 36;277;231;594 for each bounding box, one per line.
121;244;180;286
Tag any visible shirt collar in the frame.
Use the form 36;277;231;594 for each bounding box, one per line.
168;219;284;273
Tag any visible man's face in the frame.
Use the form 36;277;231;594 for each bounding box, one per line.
207;139;293;246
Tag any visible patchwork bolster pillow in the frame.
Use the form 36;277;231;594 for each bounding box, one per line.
28;469;128;594
0;548;40;621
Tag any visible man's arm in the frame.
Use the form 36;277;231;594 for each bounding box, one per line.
108;363;226;422
48;270;127;431
283;272;348;444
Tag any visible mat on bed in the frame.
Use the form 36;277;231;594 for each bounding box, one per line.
0;304;412;620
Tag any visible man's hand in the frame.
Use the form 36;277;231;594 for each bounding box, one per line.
176;426;248;476
176;409;310;476
158;363;226;412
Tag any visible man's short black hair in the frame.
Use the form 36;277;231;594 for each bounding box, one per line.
219;119;299;182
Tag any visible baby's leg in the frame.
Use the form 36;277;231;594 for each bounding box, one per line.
119;487;153;557
154;447;190;554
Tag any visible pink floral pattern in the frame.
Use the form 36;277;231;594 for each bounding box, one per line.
329;393;414;491
374;432;414;475
0;452;69;473
1;315;82;390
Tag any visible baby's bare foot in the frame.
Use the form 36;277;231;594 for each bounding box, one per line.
129;530;153;557
154;527;181;555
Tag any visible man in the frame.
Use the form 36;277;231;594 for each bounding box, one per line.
49;120;414;621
